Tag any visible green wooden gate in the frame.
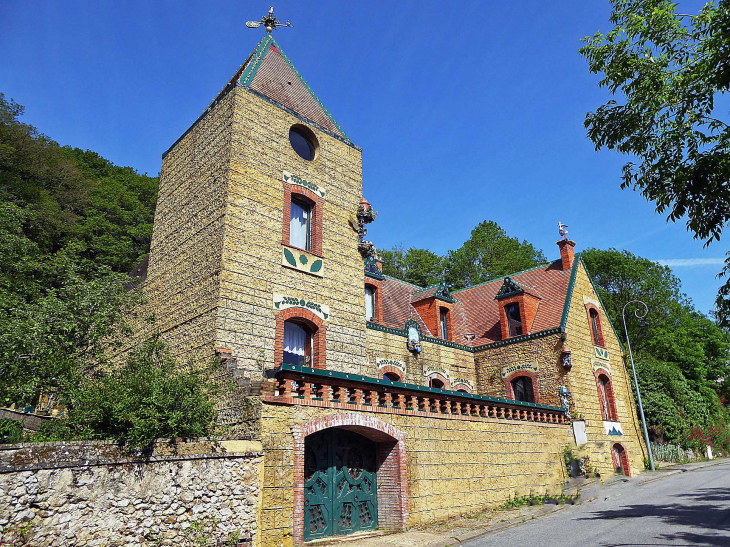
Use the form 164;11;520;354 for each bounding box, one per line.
303;429;378;541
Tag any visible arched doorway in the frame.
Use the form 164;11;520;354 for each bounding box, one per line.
304;430;378;541
611;443;631;477
292;415;408;544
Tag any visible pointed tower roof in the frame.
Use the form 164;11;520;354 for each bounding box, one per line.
232;34;349;141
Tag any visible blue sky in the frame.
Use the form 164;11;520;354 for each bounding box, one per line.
1;1;725;315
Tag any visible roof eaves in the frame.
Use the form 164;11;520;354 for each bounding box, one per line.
559;253;582;331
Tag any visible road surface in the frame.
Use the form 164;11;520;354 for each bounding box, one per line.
464;461;730;547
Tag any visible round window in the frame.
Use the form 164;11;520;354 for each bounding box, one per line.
289;125;317;161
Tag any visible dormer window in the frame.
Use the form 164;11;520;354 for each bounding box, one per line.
290;197;312;251
365;286;375;321
439;308;449;340
505;303;523;336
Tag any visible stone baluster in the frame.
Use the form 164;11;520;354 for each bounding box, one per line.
353;388;364;405
366;389;378;406
408;395;418;410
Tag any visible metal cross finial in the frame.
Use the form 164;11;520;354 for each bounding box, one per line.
246;6;293;33
558;221;569;240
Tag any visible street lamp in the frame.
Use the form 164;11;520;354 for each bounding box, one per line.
621;300;655;472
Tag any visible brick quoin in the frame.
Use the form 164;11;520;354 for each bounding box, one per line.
274;308;327;369
282;182;324;256
291;414;408;545
504;370;540;404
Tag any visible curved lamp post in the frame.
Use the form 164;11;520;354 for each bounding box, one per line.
621;300;655;471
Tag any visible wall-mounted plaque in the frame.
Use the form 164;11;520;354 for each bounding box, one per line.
283;170;326;198
282;246;324;277
376;358;405;373
501;363;538;379
273;293;330;321
594;347;609;360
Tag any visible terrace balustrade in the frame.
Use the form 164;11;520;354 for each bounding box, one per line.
266;364;568;425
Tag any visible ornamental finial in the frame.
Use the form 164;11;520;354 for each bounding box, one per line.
558;221;569;240
246;6;293;33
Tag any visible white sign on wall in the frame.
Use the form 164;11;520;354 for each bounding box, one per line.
573;420;588;446
272;293;330;321
283;171;326;198
376;358;405;373
501;363;538;379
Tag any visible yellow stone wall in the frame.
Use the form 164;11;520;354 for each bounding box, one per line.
474;334;565;407
259;403;569;547
216;88;368;376
365;328;477;387
134;90;236;363
562;261;648;477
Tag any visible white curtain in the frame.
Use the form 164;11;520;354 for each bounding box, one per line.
284;322;307;365
290;201;309;249
365;286;375;320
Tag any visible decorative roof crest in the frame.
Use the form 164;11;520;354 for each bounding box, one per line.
246;6;293;33
495;276;524;300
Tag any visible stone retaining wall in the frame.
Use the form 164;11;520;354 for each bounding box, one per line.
0;439;263;547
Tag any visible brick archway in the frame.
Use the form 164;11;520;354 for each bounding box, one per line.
504;370;540;404
275;307;327;369
425;372;450;390
612;442;631;477
291;414;407;544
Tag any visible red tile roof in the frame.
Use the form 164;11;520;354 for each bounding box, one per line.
379;259;571;347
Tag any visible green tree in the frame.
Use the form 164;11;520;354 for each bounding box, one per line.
36;335;222;448
380;245;445;287
580;0;730;324
444;221;546;290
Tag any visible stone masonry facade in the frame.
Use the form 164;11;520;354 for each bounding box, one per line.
0;440;263;547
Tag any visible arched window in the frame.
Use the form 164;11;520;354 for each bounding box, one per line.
597;373;618;422
383;372;401;382
589;309;602;346
284;320;314;367
429;378;444;389
611;443;631;476
511;376;535;403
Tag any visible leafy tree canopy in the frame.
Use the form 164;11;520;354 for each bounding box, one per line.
445;221;546;290
380;246;445;287
580;0;730;324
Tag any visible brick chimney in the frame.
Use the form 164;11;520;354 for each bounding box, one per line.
557;239;576;271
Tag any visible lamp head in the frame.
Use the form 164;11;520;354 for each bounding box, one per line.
638;319;649;328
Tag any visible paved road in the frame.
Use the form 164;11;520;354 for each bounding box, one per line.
464;462;730;547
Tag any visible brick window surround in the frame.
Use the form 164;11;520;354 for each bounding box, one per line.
594;368;619;422
451;382;473;394
612;442;632;477
365;277;384;324
411;298;453;341
282;182;323;256
504;371;540;404
378;365;403;382
585;303;606;347
291;414;408;545
425;372;450;390
275;308;327;369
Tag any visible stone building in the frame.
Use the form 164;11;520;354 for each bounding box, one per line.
134;32;648;546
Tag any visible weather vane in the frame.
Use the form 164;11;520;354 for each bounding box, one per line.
246;6;292;33
558;221;569;240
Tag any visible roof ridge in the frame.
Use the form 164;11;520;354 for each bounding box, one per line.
412;282;441;295
451;260;558;294
382;274;425;291
238;35;350;141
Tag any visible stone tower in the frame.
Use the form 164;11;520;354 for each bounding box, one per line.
143;34;368;377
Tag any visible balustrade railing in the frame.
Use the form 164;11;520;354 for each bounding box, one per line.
267;364;567;425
